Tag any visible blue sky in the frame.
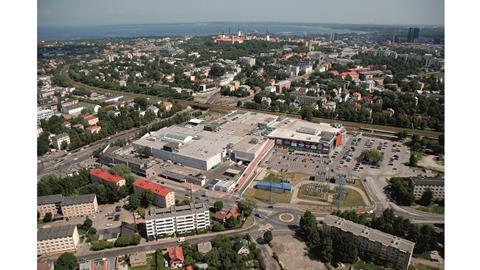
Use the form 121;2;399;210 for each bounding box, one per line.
38;0;444;27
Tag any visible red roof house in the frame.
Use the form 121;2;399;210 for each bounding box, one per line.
167;246;184;269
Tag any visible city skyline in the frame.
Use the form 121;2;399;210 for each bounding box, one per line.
38;0;444;27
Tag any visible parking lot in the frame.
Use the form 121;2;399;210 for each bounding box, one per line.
262;134;412;180
92;200;135;230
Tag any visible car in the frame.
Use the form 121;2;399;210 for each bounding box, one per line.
254;212;264;218
177;237;185;243
268;205;274;208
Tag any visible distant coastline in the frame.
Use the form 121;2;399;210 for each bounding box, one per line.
38;22;381;41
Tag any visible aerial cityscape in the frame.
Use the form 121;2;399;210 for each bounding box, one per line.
36;1;445;270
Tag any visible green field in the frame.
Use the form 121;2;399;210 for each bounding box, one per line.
298;183;366;207
244;188;292;203
416;204;444;214
129;254;155;270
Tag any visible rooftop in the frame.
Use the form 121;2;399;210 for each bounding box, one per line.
61;194;96;206
146;203;209;220
133;179;173;197
38;194;64;205
411;177;444;187
38;225;77;241
89;168;125;184
323;215;415;254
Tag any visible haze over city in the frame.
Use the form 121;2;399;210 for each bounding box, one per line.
38;0;445;27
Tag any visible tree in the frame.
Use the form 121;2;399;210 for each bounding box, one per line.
212;222;225;232
419;189;434;206
110;164;131;176
224;216;239;229
237;199;256;217
300;105;314;121
409;152;419;167
390;178;415;206
155;249;168;270
263;230;273;243
210;64;225;78
362;149;384;165
43;212;53;223
54;252;78;270
38;135;50;156
134;97;148;109
317;234;333;262
213;201;224;212
129;194;141;209
141;190;155;208
396;130;408;140
83;217;93;230
299;211;321;248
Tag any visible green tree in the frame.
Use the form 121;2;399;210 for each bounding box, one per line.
38;135;50;156
299;211;321;248
213;201;224;212
362;149;384;165
300;105;314;121
129;194;141;209
141;190;156;208
110;164;131;176
237;199;256;217
210;64;225;78
409;152;419;167
155;249;167;270
317;234;333;262
224;216;239;229
419;189;434;206
263;230;273;243
54;252;78;270
396;130;408;140
83;217;93;230
212;222;225;232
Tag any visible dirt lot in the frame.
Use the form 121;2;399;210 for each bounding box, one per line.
271;235;327;270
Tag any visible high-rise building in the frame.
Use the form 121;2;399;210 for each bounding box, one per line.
407;28;420;43
330;32;338;41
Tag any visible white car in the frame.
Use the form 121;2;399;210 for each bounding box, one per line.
177;237;185;243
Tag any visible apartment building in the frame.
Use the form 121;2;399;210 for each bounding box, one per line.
60;194;99;218
410;177;445;200
82;114;99;126
89;168;126;186
323;215;415;270
52;133;70;149
133;179;175;208
37;225;80;256
37;194;63;219
145;203;210;238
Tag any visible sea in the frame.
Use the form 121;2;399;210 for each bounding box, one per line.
38;22;371;41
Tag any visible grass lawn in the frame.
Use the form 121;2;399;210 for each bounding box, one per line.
352;260;386;270
412;264;440;270
244;188;292;203
130;254;156;270
415;204;444;214
263;173;283;183
297;183;366;207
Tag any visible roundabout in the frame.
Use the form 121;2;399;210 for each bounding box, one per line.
278;213;295;223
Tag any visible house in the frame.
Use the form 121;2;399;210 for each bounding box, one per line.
163;101;173;111
197;241;212;254
52;133;70;149
233;239;250;255
167;246;184;269
82;114;99;126
147;105;159;115
86;125;102;134
213;208;240;223
352;92;362;101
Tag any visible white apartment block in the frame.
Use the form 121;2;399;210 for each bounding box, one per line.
323;215;415;270
145;203;210;238
52;133;70;149
410;177;445;200
37;225;80;256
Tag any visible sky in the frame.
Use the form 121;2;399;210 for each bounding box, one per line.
38;0;444;27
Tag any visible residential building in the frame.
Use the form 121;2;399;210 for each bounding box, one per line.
89;168;126;186
37;194;63;219
86;125;102;134
167;246;184;269
213;207;240;223
133;179;175;208
275;80;292;93
82;114;99;126
145;203;210;238
60;194;99;218
323;215;415;270
410;177;445;200
37;225;80;256
239;56;256;66
52;133;70;150
38;109;55;121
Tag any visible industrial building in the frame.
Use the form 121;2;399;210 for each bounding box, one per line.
256;181;292;193
132;111;275;171
323;215;415;270
99;146;158;178
410;177;445;200
37;225;80;256
145;203;210;238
